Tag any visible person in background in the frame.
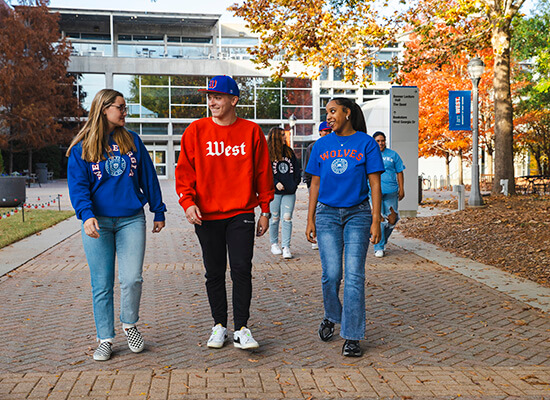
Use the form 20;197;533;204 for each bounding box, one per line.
372;131;405;258
175;75;274;351
303;121;332;250
305;97;383;357
67;89;166;362
267;127;301;259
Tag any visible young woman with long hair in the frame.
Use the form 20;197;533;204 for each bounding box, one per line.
266;127;301;259
305;97;383;357
66;89;166;361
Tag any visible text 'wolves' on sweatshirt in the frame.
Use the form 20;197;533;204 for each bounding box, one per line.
175;117;274;221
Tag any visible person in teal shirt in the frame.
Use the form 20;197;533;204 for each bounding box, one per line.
372;131;405;257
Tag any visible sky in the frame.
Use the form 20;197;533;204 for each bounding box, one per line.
47;0;244;21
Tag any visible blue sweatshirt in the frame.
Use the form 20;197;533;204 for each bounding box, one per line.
67;130;166;222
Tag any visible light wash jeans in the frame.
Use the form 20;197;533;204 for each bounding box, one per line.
269;193;296;248
373;191;400;251
81;211;146;340
315;200;372;340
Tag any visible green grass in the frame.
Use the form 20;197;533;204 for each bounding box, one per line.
0;207;75;249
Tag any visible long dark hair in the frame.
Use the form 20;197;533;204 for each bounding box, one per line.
267;127;293;161
331;97;367;133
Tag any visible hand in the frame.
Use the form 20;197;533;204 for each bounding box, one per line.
152;220;165;233
370;221;381;244
276;182;284;191
256;215;269;236
185;205;202;226
305;221;317;243
83;217;100;238
398;188;405;201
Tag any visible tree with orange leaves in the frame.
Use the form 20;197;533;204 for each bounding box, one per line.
515;110;550;175
399;41;494;185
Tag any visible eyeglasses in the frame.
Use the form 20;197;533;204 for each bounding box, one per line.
110;104;128;113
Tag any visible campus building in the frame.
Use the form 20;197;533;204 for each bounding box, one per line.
52;8;399;179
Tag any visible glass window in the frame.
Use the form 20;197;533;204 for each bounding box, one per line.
182;37;212;44
320;68;329;81
173;124;189;136
171;88;204;105
375;64;393;82
334;67;345;81
74;73;105;112
125;123;140;134
283;106;312;120
81;33;111;41
171;105;207;119
256;89;281;119
113;74;136;100
220;37;257;46
171;76;207;87
283;89;312;106
141;87;169;118
282;78;312;88
142;124;168;135
133;35;164;43
237;106;254;119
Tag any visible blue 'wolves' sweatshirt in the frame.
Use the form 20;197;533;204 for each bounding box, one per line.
67;130;166;223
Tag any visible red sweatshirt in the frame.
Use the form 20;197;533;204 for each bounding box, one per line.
175;117;274;220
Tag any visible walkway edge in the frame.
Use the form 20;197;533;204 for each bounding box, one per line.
0;216;80;277
391;230;550;313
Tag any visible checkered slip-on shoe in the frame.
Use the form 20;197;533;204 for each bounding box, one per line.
124;326;145;353
93;341;113;361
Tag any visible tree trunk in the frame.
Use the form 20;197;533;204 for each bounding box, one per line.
8;144;13;175
28;149;32;175
491;24;516;194
445;153;451;188
458;149;464;185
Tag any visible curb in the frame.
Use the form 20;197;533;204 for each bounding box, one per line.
0;216;80;277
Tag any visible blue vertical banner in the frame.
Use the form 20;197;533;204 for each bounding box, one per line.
449;91;471;131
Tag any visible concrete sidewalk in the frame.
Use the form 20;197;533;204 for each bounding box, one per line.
1;182;549;399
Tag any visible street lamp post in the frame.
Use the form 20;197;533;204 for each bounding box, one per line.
288;114;297;150
467;57;485;207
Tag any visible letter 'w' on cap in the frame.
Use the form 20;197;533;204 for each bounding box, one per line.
199;75;240;97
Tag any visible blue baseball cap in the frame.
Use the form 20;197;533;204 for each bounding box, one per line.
319;121;331;131
199;75;240;97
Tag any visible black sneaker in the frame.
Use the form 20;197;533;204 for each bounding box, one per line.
124;326;144;353
342;340;362;357
318;318;335;342
93;341;112;361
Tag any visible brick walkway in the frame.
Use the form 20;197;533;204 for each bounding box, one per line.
1;182;549;399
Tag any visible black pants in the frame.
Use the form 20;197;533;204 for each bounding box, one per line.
194;213;255;329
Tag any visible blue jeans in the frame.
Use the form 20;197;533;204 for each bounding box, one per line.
269;193;296;248
315;200;372;340
81;211;146;340
374;191;400;251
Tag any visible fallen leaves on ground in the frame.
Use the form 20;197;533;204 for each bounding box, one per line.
398;194;550;288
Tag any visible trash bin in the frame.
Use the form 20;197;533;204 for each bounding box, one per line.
0;176;26;206
36;163;48;184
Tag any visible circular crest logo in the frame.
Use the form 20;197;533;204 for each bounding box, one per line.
278;162;289;174
105;156;127;177
331;158;348;174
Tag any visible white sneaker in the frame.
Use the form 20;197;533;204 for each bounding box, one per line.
311;242;319;250
282;247;292;259
207;324;228;348
374;250;384;258
233;327;259;349
124;326;145;353
93;341;112;361
271;243;282;255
